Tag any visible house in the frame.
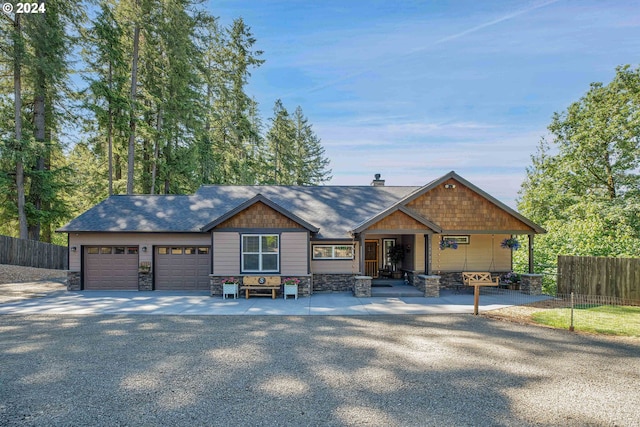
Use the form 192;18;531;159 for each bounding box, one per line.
58;171;546;297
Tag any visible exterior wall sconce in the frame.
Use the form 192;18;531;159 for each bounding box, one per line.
444;184;456;189
71;246;77;252
406;245;411;253
142;246;147;252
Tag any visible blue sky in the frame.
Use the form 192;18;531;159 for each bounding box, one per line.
211;0;640;207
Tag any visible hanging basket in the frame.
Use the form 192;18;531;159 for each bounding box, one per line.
500;237;521;251
439;239;458;250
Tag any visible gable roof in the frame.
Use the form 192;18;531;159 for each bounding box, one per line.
57;185;418;238
57;171;545;237
200;194;320;232
409;171;546;233
351;205;443;233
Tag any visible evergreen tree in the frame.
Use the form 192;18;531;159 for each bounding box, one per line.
266;99;296;184
292;106;332;185
82;0;129;196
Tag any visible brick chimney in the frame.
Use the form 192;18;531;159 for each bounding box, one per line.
371;173;385;186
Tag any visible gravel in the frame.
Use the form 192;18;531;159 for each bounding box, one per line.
0;314;638;426
0;264;67;285
0;264;67;304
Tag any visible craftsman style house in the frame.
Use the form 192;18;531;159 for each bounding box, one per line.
58;171;545;296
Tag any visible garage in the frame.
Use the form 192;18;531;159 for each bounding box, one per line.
84;246;139;290
154;246;211;290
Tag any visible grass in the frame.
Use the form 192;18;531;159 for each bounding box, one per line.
531;305;640;337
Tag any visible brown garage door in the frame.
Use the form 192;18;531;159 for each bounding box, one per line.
155;246;211;290
84;246;139;290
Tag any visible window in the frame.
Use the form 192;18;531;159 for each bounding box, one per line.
242;234;279;272
312;244;354;260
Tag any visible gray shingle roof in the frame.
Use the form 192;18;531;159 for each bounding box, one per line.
57;185;420;239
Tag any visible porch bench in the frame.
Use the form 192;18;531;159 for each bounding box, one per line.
241;276;280;299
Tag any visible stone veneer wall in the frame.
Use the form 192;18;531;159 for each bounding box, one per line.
353;276;371;297
415;275;440;297
520;274;542;295
67;271;80;291
209;275;312;297
138;272;153;291
313;273;355;293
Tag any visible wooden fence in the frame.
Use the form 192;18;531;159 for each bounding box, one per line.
0;235;68;270
557;255;639;302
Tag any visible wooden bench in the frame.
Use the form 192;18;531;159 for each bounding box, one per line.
462;272;499;287
241;276;280;299
462;272;499;315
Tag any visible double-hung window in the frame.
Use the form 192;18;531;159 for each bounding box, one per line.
242;234;279;272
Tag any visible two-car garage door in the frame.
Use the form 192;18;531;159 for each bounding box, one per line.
83;245;211;290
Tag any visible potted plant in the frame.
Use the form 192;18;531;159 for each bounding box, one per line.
139;261;151;274
500;271;521;290
439;239;458;250
221;277;239;299
282;277;300;299
501;237;521;250
388;245;406;278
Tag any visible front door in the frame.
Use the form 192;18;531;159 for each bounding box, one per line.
365;240;378;278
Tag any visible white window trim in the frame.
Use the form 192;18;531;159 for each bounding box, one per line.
312;244;354;260
241;234;280;273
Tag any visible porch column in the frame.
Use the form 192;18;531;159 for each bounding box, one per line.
358;233;365;275
528;234;534;274
424;234;431;275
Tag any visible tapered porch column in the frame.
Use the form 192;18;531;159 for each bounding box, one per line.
528;234;534;274
358;233;365;275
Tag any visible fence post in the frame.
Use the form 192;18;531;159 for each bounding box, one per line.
569;292;575;332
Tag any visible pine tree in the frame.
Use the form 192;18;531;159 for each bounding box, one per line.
82;0;129;197
266;99;296;184
292;106;332;185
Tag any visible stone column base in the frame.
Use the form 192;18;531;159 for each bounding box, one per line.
67;271;81;291
353;276;372;297
520;274;543;295
417;275;441;297
138;272;153;291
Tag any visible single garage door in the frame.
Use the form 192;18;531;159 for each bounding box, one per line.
84;246;139;290
155;246;211;290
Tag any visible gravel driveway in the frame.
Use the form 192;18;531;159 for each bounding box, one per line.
1;314;638;426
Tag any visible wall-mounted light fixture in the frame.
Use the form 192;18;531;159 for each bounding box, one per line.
71;246;77;252
406;244;411;253
142;246;147;252
444;184;456;189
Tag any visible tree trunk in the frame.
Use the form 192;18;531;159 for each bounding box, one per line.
13;15;28;240
127;23;140;195
30;67;46;241
604;151;616;199
108;62;114;196
150;109;162;195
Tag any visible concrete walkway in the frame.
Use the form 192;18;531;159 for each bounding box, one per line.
0;288;552;316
